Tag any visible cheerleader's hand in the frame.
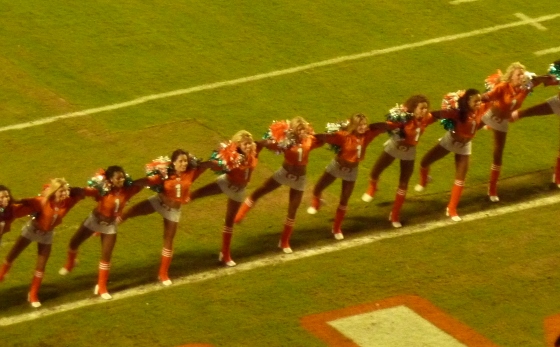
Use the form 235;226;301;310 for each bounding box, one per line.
509;111;519;123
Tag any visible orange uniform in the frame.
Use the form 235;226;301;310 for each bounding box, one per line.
386;113;436;146
85;186;142;219
482;82;530;114
225;153;259;186
0;204;33;233
268;136;323;166
150;169;206;204
21;195;83;232
441;108;485;140
326;128;383;163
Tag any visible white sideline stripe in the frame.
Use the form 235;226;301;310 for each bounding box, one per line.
514;13;548;31
535;46;560;56
1;12;559;133
450;0;478;4
1;194;559;326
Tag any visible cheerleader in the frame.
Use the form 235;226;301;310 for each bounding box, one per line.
189;130;260;267
0;185;32;244
118;149;210;286
512;60;560;186
362;95;434;228
414;89;484;221
306;113;385;239
0;179;84;307
234;117;324;253
480;62;553;202
59;166;148;300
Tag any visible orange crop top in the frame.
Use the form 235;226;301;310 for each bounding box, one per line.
85;185;143;219
441;108;485;140
22;195;83;232
386;113;435;146
225;153;259;186
150;168;206;204
483;82;530;114
326;128;383;163
0;204;33;233
267;135;323;166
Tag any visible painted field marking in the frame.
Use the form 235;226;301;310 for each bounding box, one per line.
1;193;559;326
450;0;479;4
301;296;498;346
514;12;548;31
535;46;560;56
1;12;559;134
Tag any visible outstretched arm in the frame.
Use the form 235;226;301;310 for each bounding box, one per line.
369;122;389;131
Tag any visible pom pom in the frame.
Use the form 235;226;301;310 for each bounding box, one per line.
210;141;245;172
385;104;413;140
325;120;349;154
145;156;170;193
263;120;296;150
87;170;132;195
549;62;560;81
386;104;413;123
325;120;349;133
484;69;502;92
145;156;171;179
441;90;465;110
522;71;536;91
440;118;455;131
87;169;111;196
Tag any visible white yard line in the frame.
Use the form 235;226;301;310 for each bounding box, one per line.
514;12;548;30
535;46;560;56
1;194;559;326
1;12;559;133
450;0;479;5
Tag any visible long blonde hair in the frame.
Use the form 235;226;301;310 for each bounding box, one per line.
231;130;256;155
289;116;310;132
42;178;69;201
501;62;526;82
346;113;368;133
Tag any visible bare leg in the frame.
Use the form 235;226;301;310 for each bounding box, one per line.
416;144;450;191
488;130;507;201
389;160;414;227
279;188;304;251
158;218;178;285
121;199;156;222
307;172;337;214
190;182;222;201
220;198;243;266
249;177;282;203
28;242;51;306
363;152;395;201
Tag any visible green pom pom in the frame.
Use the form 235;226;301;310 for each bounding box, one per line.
440;118;455;131
549;62;560;81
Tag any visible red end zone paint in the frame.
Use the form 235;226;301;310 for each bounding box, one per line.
300;295;499;347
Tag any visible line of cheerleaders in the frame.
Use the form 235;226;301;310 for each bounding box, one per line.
0;61;559;308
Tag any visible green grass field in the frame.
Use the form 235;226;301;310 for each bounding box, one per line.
1;1;560;346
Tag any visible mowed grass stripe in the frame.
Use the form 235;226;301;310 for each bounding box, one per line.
1;193;559;327
1;12;559;133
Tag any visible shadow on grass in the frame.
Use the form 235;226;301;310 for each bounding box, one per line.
0;169;558;315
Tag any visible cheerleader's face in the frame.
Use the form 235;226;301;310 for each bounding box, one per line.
54;186;70;202
510;68;525;87
0;190;10;208
238;139;254;155
413;102;429;120
294;125;310;141
173;154;188;173
356;120;368;134
468;94;482;111
109;171;126;188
